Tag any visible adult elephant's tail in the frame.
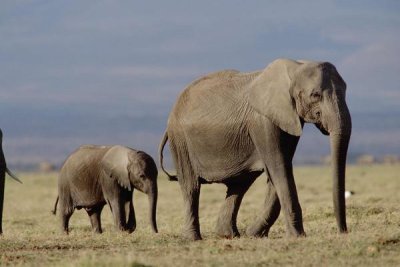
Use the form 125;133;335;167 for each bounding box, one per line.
159;131;177;181
51;196;59;215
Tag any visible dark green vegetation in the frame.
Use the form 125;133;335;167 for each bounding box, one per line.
1;165;399;266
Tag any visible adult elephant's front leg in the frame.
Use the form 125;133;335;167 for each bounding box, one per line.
247;176;281;237
216;174;258;238
251;122;304;237
269;161;305;237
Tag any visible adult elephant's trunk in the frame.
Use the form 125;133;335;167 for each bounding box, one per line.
147;183;158;233
328;98;351;233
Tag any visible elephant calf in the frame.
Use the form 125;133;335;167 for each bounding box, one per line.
53;145;158;234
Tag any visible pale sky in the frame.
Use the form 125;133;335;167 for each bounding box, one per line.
1;1;399;166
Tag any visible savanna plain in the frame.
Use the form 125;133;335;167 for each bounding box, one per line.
1;164;399;266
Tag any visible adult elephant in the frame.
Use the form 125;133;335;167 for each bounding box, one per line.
0;129;22;234
54;145;158;234
159;58;351;240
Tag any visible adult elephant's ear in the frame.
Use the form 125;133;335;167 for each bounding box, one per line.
248;58;302;136
101;146;132;191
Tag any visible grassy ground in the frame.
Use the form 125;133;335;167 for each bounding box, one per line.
1;164;399;266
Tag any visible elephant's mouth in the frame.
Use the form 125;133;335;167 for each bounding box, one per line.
315;122;329;135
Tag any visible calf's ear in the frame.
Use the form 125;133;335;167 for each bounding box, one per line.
101;146;132;191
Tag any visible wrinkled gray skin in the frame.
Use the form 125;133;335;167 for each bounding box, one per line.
0;129;22;235
54;145;158;234
159;59;351;240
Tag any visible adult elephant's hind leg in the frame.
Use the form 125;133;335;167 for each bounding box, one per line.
246;176;281;237
216;173;258;239
176;161;202;241
170;138;202;240
179;176;201;240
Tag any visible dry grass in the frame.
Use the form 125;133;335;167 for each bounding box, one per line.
1;164;400;266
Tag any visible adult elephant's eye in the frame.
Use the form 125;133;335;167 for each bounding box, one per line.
310;91;322;100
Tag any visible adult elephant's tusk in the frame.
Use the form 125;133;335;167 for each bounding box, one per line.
6;167;22;184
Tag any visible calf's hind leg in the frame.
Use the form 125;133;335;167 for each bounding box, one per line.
86;204;105;233
59;201;74;234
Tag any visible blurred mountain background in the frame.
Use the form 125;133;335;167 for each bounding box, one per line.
1;1;399;170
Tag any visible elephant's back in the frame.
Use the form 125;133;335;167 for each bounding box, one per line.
61;146;109;170
184;69;240;91
171;70;262;114
169;70;246;123
59;146;108;206
166;70;261;180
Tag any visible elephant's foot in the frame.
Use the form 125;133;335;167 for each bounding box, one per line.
246;223;270;238
126;219;136;234
126;226;136;234
115;223;136;234
61;223;70;234
215;221;240;239
286;231;306;238
215;226;240;239
285;219;306;238
286;226;306;238
182;228;202;241
116;225;128;232
92;227;102;234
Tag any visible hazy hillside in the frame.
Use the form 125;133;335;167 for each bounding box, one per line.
1;104;399;170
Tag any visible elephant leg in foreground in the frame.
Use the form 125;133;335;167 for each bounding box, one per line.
86;205;104;233
109;199;128;231
107;189;134;232
125;200;136;233
179;177;201;240
250;122;304;237
215;173;259;238
247;177;281;237
170;139;202;240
